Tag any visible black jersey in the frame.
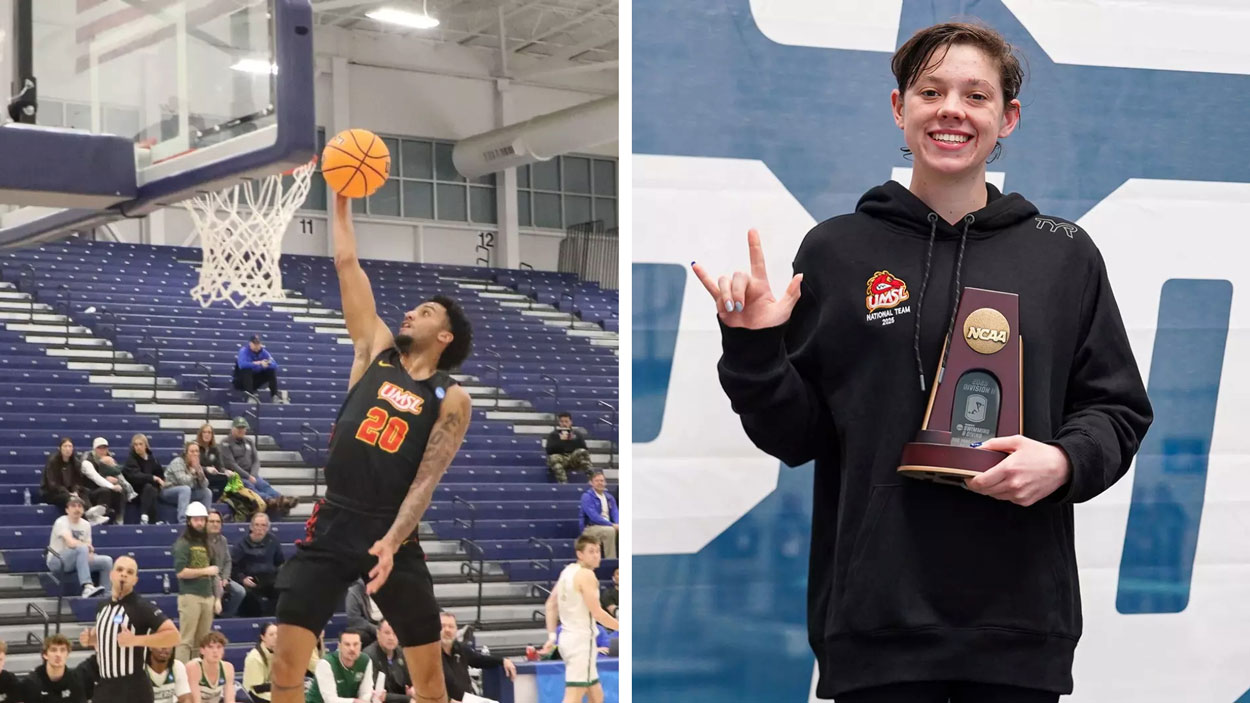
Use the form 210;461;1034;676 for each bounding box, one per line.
323;347;458;516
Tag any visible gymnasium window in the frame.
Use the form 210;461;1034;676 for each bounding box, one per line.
298;128;617;229
518;155;617;229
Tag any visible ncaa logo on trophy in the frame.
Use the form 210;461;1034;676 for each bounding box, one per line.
898;289;1020;485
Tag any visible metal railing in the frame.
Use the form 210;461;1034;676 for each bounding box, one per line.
474;242;492;268
595;400;618;470
17;263;36;322
528;537;556;592
42;548;66;633
243;392;262;436
559;291;578;329
483;349;503;409
518;262;535;311
541;374;560;414
193;362;214;422
139;333;161;400
452;496;486;627
26;595;50;635
55;284;71;338
297;261;315;299
299;423;324;497
96;308;118;372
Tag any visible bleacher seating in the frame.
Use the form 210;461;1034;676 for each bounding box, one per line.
0;237;618;683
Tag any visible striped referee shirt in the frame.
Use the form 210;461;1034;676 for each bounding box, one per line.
93;591;168;679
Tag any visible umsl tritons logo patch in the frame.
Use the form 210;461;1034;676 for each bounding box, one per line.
378;382;425;414
864;271;913;327
865;271;910;311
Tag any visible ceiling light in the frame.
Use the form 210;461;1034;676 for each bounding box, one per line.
366;6;440;30
230;59;277;75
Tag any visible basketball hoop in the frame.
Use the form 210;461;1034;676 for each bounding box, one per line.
182;158;317;308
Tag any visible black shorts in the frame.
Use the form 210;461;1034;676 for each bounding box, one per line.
94;674;154;703
274;498;440;647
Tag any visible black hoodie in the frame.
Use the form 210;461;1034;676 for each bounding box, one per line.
717;181;1152;698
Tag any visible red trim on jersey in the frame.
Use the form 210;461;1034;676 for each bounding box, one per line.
297;499;324;546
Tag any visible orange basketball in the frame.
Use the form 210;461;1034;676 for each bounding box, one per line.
321;128;390;198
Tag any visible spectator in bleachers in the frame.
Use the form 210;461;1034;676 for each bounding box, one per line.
185;631;235;703
545;412;592;483
439;611;516;703
146;645;191;703
0;641;20;703
206;510;246;618
42;438;111;523
21;633;87;703
307;629;374;703
345;578;383;648
578;470;619;559
79;438;130;525
46;494;113;598
165;442;214;522
0;640;21;700
233;335;287;404
601;568;619;617
123;433;166;526
196;424;226;473
230;512;285;617
173;502;218;663
242;623;277;702
221;418;295;512
363;620;410;703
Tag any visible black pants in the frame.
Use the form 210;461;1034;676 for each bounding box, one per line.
45;487;124;520
241;579;280;617
136;482;160;523
835;681;1060;703
235;366;279;397
93;673;154;703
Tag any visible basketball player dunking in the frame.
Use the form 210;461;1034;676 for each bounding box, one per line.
268;193;473;703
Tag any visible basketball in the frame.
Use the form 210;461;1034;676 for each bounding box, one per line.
321;128;391;198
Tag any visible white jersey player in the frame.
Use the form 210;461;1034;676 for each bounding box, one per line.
543;534;619;703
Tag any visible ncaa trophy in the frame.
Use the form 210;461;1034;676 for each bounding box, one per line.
898;288;1020;486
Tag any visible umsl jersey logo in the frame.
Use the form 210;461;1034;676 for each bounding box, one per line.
378;382;425;415
865;270;910;311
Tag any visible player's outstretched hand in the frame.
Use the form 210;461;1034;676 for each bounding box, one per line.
691;228;803;330
366;539;397;594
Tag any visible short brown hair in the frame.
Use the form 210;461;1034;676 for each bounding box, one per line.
892;21;1025;106
575;535;600;554
42;634;71;655
0;640;7;654
199;631;228;648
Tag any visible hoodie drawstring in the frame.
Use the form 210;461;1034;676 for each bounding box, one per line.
912;213;939;392
913;213;975;392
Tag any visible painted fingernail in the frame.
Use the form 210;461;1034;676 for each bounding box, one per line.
725;300;734;312
734;301;744;312
970;442;982;448
691;261;696;266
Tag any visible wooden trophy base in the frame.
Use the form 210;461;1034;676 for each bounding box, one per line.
897;436;1007;487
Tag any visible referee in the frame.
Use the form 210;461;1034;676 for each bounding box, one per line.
79;555;181;703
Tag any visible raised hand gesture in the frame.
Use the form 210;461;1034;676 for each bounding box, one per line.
692;229;803;329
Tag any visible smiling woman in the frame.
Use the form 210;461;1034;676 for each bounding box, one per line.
689;19;1152;703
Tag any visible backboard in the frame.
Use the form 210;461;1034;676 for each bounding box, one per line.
0;0;314;248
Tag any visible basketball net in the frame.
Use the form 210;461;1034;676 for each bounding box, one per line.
183;158;316;308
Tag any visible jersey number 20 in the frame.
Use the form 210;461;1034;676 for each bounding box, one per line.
355;407;410;453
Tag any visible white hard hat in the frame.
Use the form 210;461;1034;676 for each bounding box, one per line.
185;502;209;518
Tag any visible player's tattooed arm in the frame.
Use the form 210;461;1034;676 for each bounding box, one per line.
382;385;471;546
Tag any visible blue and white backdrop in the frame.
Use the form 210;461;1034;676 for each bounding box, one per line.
631;1;1250;701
